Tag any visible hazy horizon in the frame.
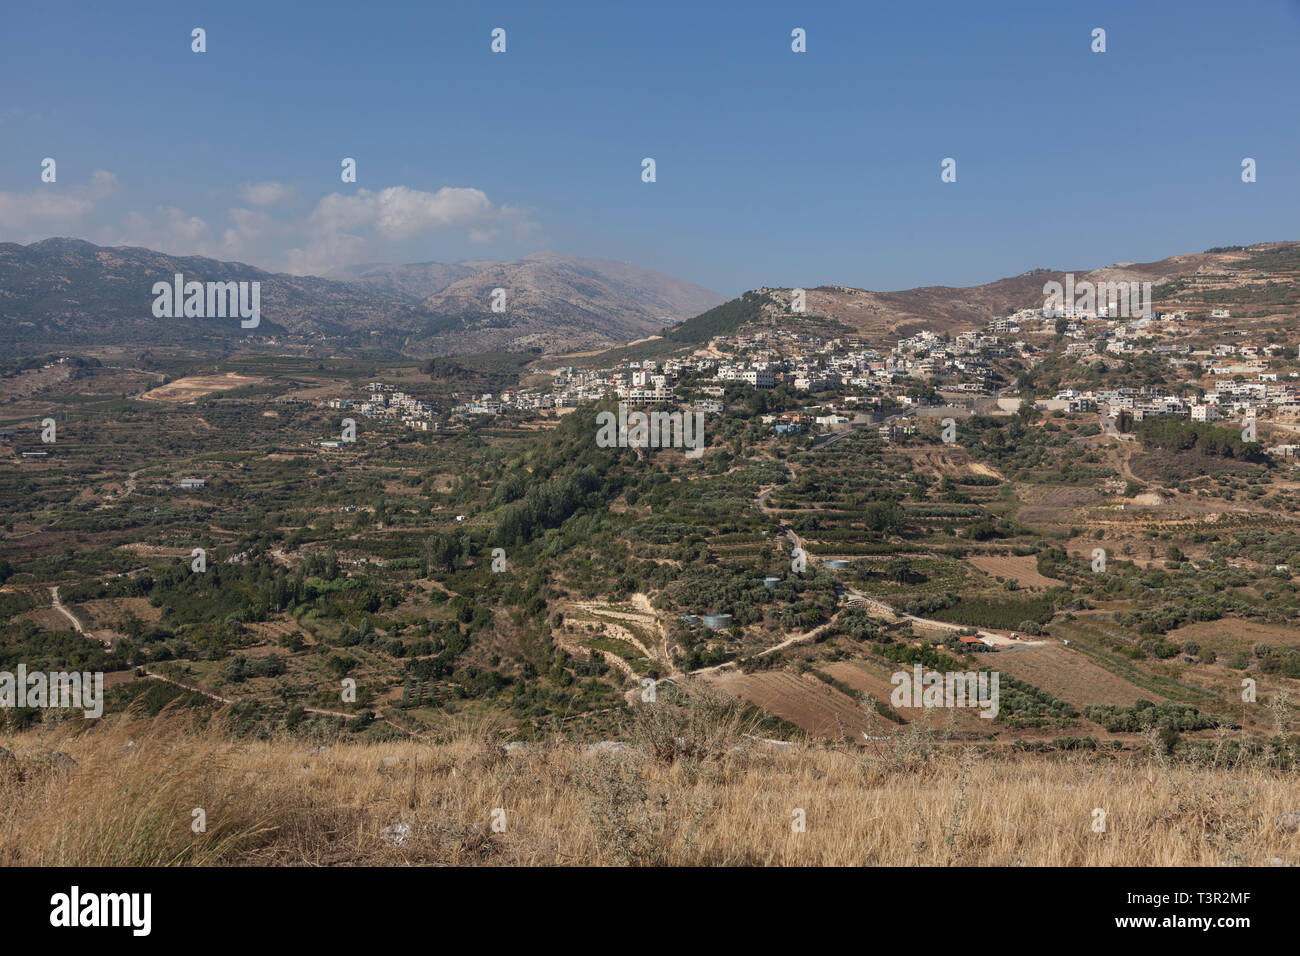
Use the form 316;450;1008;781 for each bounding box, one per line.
3;0;1299;297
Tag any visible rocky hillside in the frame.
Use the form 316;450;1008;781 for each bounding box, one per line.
684;242;1300;345
411;253;726;354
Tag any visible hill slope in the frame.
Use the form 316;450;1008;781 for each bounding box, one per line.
664;242;1300;345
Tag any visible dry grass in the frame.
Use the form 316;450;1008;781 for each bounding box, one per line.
1;698;1299;866
968;554;1064;590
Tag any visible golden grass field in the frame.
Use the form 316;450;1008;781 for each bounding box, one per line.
140;373;263;402
2;689;1299;867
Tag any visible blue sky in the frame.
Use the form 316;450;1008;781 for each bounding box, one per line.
2;0;1298;296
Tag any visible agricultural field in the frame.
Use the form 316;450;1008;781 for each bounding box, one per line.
990;643;1165;710
140;373;265;402
3;343;1300;769
821;659;992;734
968;554;1064;589
706;668;873;740
1167;618;1300;654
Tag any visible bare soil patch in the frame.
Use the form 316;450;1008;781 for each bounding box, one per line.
823;660;993;732
710;668;872;741
968;554;1063;590
141;373;264;402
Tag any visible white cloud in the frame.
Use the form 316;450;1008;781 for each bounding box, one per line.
286;185;535;275
237;181;296;206
227;207;270;237
0;191;95;231
4;174;536;275
86;170;120;200
285;232;371;276
114;206;213;253
219;207;283;259
0;169;119;236
306;186;495;239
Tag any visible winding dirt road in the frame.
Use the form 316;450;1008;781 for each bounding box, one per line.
50;586;112;647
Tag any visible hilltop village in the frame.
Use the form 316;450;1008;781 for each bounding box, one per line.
320;302;1300;459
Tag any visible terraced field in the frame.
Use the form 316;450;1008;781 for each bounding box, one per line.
708;668;872;740
989;643;1164;709
1012;485;1104;526
81;596;163;627
140;373;264;402
823;659;993;733
1044;618;1221;707
583;636;654;676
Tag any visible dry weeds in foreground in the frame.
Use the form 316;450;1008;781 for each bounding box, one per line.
1;702;1298;867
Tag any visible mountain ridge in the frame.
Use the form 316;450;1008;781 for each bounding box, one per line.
0;239;726;357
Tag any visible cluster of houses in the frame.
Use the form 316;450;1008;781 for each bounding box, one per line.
321;382;438;431
449;328;1008;420
704;328;1002;391
428;327;995;443
311;293;1300;458
1049;380;1300;429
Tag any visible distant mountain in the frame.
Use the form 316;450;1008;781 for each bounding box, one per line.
0;240;726;357
0;238;421;353
329;252;726;353
411;253;727;354
325;260;492;299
